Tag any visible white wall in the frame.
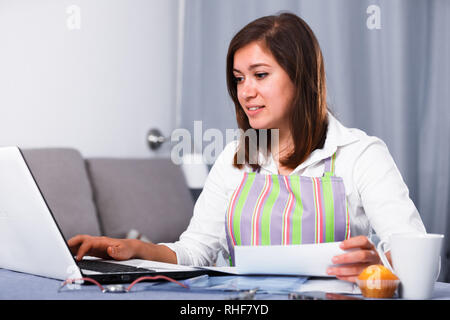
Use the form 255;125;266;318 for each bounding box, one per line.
0;0;179;158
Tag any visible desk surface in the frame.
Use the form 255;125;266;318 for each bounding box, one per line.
1;268;450;300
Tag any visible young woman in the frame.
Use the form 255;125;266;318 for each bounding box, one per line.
69;12;426;283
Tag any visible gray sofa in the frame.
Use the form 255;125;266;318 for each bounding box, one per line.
21;148;195;243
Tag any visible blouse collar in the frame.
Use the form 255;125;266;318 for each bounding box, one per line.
260;112;360;175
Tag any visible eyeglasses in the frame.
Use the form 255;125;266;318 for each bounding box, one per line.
58;275;189;293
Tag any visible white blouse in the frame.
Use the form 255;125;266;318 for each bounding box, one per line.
161;113;426;266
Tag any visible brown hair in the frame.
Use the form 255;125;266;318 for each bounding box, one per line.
226;12;328;171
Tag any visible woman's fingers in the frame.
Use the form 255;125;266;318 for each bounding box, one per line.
75;239;94;261
339;235;374;251
332;248;379;265
328;236;382;283
67;234;86;255
68;235;112;261
327;261;374;283
335;275;359;283
107;242;133;261
328;263;371;276
67;235;136;261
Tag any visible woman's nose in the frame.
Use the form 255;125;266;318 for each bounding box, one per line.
240;80;257;100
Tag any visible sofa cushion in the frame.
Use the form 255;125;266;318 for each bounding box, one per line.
21;148;101;239
86;158;194;243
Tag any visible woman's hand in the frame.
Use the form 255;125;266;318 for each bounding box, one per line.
327;235;385;283
68;235;139;261
68;234;178;264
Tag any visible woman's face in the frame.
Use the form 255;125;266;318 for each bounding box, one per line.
233;41;295;131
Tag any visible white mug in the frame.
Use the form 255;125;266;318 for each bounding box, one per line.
377;233;444;300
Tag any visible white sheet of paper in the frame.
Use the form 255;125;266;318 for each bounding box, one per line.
204;242;347;277
236;242;347;276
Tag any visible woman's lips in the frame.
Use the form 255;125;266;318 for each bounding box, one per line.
246;105;265;116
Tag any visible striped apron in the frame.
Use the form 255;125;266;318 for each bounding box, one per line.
225;153;350;266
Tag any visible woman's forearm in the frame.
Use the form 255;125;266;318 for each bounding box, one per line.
132;240;178;264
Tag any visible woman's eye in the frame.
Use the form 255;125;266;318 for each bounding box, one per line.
234;76;244;83
255;72;268;79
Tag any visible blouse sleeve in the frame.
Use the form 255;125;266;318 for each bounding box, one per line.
353;138;426;248
160;141;239;266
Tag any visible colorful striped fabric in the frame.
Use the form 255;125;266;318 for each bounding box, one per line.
225;153;350;266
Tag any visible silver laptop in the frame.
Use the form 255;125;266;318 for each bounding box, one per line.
0;146;208;284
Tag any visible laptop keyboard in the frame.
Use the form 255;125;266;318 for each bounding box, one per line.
78;260;154;273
